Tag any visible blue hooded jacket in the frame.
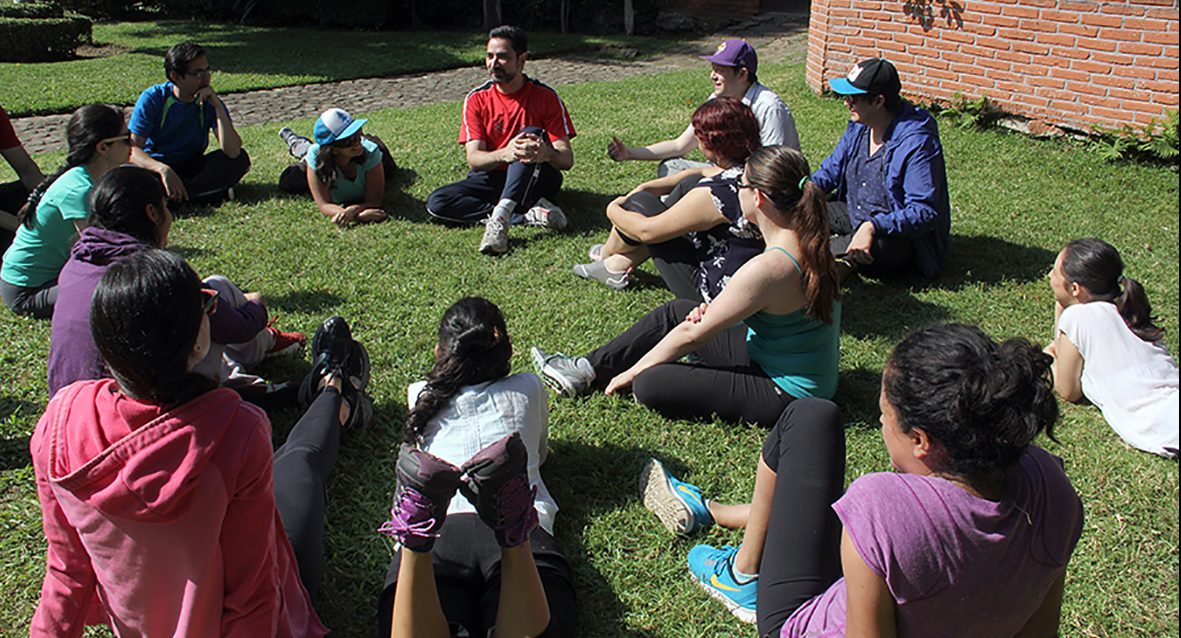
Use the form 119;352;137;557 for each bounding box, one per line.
811;101;951;279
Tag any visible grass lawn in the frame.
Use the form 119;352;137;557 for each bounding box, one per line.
0;20;670;117
0;62;1177;637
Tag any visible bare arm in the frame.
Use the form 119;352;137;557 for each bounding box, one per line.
1013;571;1066;638
130;135;187;202
604;254;776;394
0;210;17;232
464;138;513;172
0;144;44;190
306;164;363;226
197;88;242;158
1048;331;1085;403
359;161;386;209
842;529;898;638
627;166;717;197
608;124;698;161
606;186;725;244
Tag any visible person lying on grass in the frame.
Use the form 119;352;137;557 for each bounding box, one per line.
573;96;763;295
31;248;373;637
378;297;575;638
278;108;394;227
535;145;840;429
641;323;1083;638
1045;238;1178;458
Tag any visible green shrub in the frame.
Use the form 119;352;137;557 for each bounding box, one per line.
1090;110;1180;166
0;15;91;62
0;2;63;19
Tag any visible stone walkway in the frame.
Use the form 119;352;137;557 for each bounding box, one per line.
11;13;809;155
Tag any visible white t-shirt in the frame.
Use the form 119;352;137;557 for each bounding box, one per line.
407;373;558;533
743;82;800;150
1058;302;1179;457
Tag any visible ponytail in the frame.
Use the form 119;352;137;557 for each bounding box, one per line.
1062;238;1164;342
743;145;839;324
18;103;123;227
404;297;512;446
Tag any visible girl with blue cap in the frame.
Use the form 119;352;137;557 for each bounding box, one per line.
277;108;395;226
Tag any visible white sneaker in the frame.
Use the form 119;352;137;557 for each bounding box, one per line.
524;197;568;230
479;217;509;255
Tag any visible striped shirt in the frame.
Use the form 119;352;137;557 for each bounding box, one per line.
458;76;576;154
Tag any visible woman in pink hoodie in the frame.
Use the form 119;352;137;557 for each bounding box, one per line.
30;248;369;637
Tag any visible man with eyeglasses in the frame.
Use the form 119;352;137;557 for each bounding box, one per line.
129;42;249;205
812;58;950;281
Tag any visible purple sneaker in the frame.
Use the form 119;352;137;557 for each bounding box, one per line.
378;444;462;552
459;432;539;548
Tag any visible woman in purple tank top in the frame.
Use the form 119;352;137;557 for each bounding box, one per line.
641;323;1084;637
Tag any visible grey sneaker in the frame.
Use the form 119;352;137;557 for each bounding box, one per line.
279;126;312;159
479;217;509;255
523;197;568;230
588;243;604;261
573;259;629;290
530;346;595;397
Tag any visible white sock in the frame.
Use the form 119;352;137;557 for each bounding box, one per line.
730;554;758;584
491;198;516;225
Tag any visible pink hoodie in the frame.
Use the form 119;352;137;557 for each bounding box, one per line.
29;379;328;638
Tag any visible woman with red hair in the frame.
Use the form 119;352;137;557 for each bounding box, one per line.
573;97;763;298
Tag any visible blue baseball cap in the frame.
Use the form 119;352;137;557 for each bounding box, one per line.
313;108;367;145
828;58;901;96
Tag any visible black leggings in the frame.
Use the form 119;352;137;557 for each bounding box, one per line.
586;299;794;428
273;387;342;599
617;186;704;302
756;398;846;638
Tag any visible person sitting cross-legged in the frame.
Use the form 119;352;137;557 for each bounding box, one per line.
425;25;576;256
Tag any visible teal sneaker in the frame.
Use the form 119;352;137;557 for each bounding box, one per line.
639;458;713;536
686;544;757;624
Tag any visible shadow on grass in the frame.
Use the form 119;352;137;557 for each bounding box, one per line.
546;438;664;638
840;280;952;341
940;234;1056;289
557;188;617;233
836;366;885;430
268;289;346;314
0;435;32;471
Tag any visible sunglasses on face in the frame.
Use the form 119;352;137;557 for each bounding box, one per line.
99;132;132;147
200;288;219;316
331;132;362;148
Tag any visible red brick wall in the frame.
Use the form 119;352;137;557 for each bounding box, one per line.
805;0;1180;132
658;0;760;20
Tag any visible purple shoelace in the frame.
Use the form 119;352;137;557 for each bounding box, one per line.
377;487;441;545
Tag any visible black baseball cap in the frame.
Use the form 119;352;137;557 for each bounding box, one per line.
828;58;902;96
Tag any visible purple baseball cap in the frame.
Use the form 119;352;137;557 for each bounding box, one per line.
701;39;758;75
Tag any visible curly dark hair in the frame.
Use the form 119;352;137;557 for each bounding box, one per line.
884;324;1059;477
691;96;760;168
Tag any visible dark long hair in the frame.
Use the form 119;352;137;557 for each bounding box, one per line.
18;104;123;227
1062;238;1164;342
90;249;216;407
743;145;839;324
90;166;167;245
313;143;366;189
691;97;761;168
404;297;512;446
884;324;1058;478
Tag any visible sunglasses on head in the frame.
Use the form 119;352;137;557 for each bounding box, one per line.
200;288;219;316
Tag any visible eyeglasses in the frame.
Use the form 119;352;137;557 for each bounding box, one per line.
737;181;760;193
99;132;132;147
185;66;213;79
331;132;362;148
200;288;219;316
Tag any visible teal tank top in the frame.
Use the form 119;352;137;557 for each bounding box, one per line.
743;247;841;399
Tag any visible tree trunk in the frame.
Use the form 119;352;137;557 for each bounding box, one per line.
624;0;634;35
483;0;502;30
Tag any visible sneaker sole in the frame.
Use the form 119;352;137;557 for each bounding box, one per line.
690;573;757;624
572;263;629;291
640;459;694;536
530;347;577;398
